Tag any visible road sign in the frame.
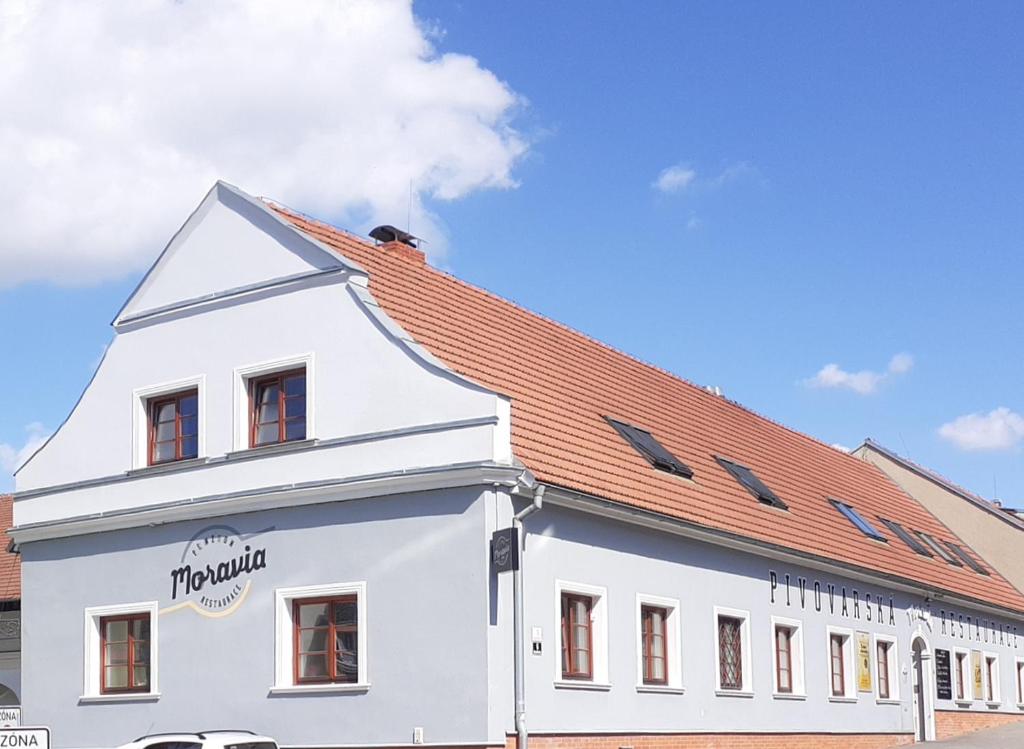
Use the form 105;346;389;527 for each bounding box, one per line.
0;710;19;729
0;727;49;749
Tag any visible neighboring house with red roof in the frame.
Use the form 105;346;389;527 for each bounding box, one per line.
9;182;1024;748
0;496;21;709
855;440;1024;595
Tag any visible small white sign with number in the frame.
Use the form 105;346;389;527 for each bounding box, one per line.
0;727;48;749
0;710;20;729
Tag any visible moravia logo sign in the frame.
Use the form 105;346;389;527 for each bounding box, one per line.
167;524;272;616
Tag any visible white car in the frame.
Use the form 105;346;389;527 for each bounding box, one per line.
119;730;279;749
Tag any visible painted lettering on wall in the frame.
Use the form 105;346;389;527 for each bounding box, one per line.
769;569;895;626
935;606;1019;650
169;524;271;614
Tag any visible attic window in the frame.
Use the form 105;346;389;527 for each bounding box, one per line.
945;542;990;576
606;418;693;479
829;499;885;541
915;531;962;567
715;456;787;510
878;518;932;557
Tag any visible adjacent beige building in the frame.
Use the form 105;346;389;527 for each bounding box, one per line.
855;439;1024;594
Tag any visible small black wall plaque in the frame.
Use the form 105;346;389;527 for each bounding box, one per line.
935;648;952;700
491;527;520;573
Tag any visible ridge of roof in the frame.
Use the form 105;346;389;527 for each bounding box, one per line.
859;439;1024;533
268;201;1024;616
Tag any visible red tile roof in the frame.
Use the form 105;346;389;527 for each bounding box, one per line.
275;206;1024;615
0;497;20;602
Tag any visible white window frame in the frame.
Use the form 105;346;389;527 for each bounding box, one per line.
233;353;315;451
132;375;206;469
1014;656;1024;707
826;625;857;701
770;615;805;699
635;594;683;693
713;606;753;697
81;601;159;702
872;633;900;703
954;647;972;704
271;581;368;694
554;580;609;689
984;651;1001;705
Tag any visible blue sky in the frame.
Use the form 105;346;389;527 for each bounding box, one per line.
1;1;1022;501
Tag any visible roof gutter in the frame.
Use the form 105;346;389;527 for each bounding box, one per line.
540;483;1024;623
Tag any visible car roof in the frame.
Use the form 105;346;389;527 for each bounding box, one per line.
129;732;276;746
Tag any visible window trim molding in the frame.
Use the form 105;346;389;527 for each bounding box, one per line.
872;633;899;703
233;353;315;452
713;606;753;696
953;647;972;703
554;580;608;687
770;615;805;698
826;625;856;701
81;601;159;700
984;651;1001;705
272;581;367;693
132;376;206;470
635;593;682;690
1014;656;1024;708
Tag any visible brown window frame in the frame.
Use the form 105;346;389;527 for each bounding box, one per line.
956;652;967;700
99;612;151;695
717;615;744;691
560;593;593;681
876;641;890;699
829;633;846;697
640;605;668;686
292;595;358;685
986;656;997;702
249;368;306;448
1017;661;1023;704
774;625;794;694
148;389;199;465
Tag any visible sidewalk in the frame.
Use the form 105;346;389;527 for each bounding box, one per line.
934;722;1024;747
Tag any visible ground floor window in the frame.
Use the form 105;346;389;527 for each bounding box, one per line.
1015;658;1024;705
874;635;898;701
554;580;608;686
561;593;593;680
273;582;367;692
714;607;751;694
770;616;804;697
985;653;1000;703
955;649;969;701
640;605;667;685
826;627;855;700
82;601;159;700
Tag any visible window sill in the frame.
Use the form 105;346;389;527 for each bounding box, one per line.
876;698;901;705
79;692;160;704
553;680;611;691
1016;702;1024;710
986;700;1002;708
226;439;317;460
126;457;208;477
268;683;370;696
828;695;858;703
635;685;685;695
715;689;754;698
772;692;806;701
955;700;973;708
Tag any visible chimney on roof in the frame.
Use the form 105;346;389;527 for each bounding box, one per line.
369;224;425;265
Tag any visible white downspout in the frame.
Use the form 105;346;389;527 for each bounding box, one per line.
513;484;544;749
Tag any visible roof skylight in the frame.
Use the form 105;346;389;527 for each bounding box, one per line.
606;418;693;479
915;531;963;567
878;518;932;557
945;542;990;576
830;499;886;541
715;456;788;510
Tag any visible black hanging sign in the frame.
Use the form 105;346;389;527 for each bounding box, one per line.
935;648;953;700
491;527;520;573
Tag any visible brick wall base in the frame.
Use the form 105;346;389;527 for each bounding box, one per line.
506;733;914;749
935;709;1024;741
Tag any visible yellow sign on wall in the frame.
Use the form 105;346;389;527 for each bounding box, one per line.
857;631;873;692
972;650;984;699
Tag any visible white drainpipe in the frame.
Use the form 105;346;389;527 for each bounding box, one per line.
513;484;544;749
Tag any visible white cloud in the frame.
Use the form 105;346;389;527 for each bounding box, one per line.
653;165;697;193
0;0;528;286
804;352;914;395
0;422;50;488
938;407;1024;452
830;443;851;453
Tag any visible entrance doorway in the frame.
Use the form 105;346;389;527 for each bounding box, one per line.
912;636;935;741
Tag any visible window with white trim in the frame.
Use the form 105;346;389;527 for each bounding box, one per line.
132;376;205;469
714;607;752;695
636;594;682;690
984;653;1000;704
826;626;856;700
954;648;970;702
273;582;367;692
1015;657;1024;705
554;581;608;687
234;354;315;450
873;634;899;701
771;616;804;697
82;602;159;700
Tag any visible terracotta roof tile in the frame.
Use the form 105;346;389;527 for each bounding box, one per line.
0;497;20;602
274;205;1024;615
